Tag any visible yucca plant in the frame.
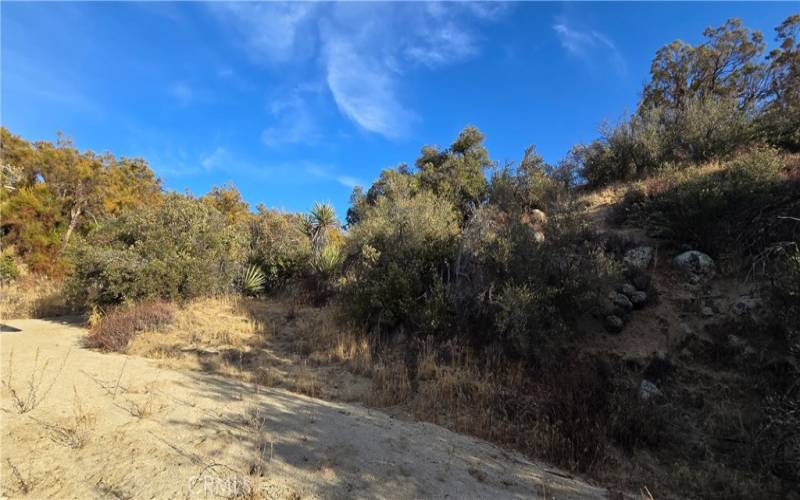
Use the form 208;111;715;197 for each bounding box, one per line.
312;243;344;282
240;264;266;296
307;202;338;254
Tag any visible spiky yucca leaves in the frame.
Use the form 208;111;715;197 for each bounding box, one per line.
240;264;266;296
312;243;344;282
306;202;338;254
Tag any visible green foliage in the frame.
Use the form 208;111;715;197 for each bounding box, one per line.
246;207;311;291
416;126;490;219
488;147;560;214
240;264;266;296
0;253;19;283
66;194;245;307
343;186;460;333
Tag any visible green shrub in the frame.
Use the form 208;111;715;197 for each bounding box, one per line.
0;253;19;282
239;264;266;296
247;208;310;292
66;194;245;307
343;186;460;334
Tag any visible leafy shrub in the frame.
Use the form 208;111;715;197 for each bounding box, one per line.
0;253;19;282
343;185;460;334
247;208;310;292
66;194;245;307
457;200;620;358
84;300;175;351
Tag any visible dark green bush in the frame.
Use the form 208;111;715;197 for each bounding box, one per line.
342;181;460;334
66;194;245;307
625;148;799;266
246;207;310;292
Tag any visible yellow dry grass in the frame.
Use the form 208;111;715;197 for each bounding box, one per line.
0;276;70;320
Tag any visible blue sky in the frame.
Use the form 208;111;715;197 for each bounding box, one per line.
2;2;796;214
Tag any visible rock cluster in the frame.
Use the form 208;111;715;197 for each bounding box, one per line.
602;274;651;334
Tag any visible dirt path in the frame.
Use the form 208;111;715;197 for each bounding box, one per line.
0;319;607;499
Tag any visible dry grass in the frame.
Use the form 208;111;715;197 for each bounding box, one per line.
2;347;71;414
0;275;70;319
368;358;411;407
34;386;96;449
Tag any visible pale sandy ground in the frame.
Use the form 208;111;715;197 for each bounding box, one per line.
0;319;608;500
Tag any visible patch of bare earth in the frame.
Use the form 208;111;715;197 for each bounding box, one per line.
1;318;606;499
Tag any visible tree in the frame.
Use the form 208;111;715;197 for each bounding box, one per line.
641;19;767;112
416;126;490;220
201;182;250;225
303;202;339;254
761;15;800;151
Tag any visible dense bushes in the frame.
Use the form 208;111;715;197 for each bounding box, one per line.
246;207;311;292
343;177;460;334
66;194;246;307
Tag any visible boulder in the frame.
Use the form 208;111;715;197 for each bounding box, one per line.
673;251;715;282
630;291;647;309
609;292;633;313
604;315;625;333
623;246;654;271
731;295;761;319
530;209;547;225
619;283;637;298
701;306;714;318
639;380;661;401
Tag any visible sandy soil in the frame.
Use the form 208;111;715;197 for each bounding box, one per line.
0;319;607;499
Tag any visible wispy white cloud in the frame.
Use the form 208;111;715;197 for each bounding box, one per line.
207;3;510;140
305;163;364;189
553;21;626;76
261;84;324;148
322;32;417;139
210;2;317;64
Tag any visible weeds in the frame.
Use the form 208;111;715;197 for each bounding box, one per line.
34;386;95;449
2;347;70;413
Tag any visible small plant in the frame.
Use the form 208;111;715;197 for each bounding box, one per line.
35;386;96;449
2;347;70;414
240;264;266;296
84;300;175;352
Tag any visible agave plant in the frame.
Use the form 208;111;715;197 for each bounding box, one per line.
240;264;266;296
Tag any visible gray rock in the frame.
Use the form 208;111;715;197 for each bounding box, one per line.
604;315;625;333
623;246;654;271
609;292;633;312
630;291;647;309
731;295;761;318
701;306;714;317
619;283;637;298
673;251;715;282
639;379;661;401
